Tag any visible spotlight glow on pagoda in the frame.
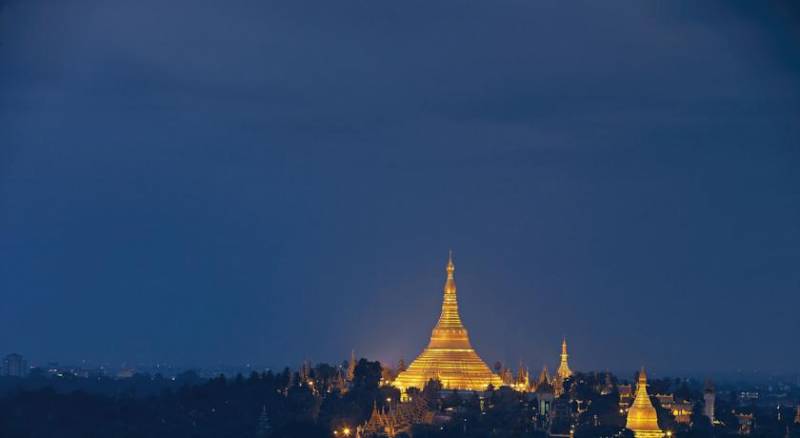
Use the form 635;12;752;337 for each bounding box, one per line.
392;253;502;392
626;367;664;438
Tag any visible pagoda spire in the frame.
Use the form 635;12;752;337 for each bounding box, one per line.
434;251;464;331
447;250;454;279
557;337;573;379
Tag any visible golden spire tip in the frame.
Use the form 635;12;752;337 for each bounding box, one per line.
446;250;455;275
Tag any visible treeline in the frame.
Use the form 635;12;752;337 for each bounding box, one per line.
0;359;392;438
1;362;799;438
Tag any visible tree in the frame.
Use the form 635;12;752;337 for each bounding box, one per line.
422;378;443;400
352;359;381;391
689;400;712;435
442;390;462;409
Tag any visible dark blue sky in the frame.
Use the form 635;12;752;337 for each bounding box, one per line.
1;0;799;375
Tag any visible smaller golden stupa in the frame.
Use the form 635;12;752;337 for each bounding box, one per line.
626;367;663;438
556;338;573;379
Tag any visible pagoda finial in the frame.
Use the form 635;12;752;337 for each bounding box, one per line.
446;250;455;279
431;250;463;331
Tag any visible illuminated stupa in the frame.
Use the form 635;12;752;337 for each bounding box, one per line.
552;338;573;396
626;367;664;438
392;253;502;392
556;338;573;379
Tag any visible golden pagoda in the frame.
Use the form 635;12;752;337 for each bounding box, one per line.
392;253;502;392
626;367;664;438
556;338;573;379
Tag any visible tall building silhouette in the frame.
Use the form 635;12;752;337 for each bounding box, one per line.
2;353;27;377
703;379;715;423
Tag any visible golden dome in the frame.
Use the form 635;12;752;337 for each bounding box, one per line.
626;367;663;437
392;253;502;392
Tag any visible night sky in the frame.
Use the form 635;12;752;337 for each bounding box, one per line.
1;0;799;375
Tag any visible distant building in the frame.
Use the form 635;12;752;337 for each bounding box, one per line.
738;391;759;404
703;380;715;423
536;382;555;418
117;367;136;378
654;393;675;410
672;400;693;424
46;362;60;376
299;360;310;381
618;384;633;410
735;412;754;435
360;394;434;437
600;371;614;395
2;353;28;377
654;393;693;424
514;361;530;391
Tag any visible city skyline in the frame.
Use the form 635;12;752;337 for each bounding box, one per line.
2;250;798;379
